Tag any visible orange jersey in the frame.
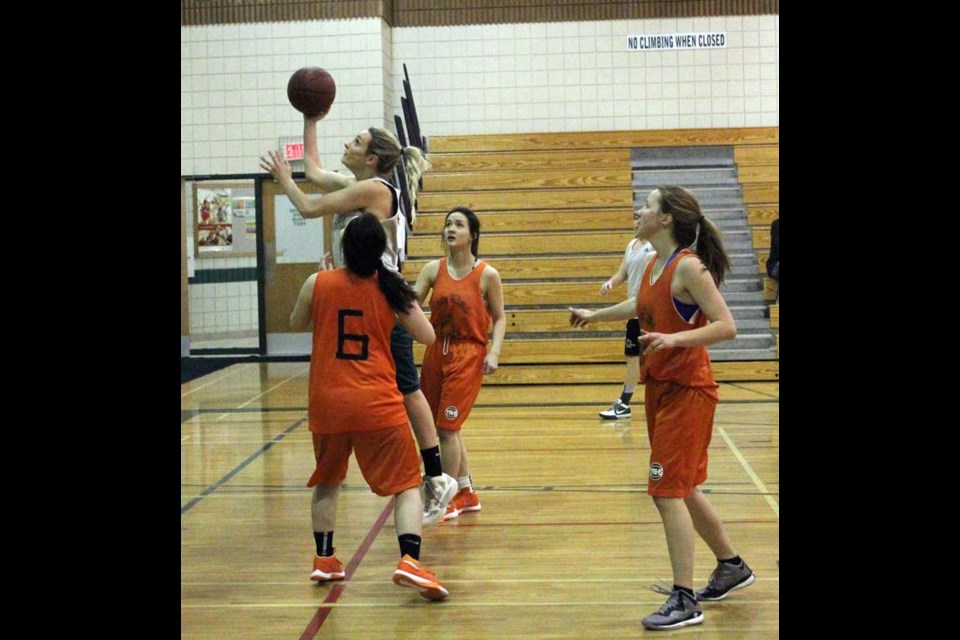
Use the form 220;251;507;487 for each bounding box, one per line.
636;248;717;390
427;259;491;346
307;269;408;433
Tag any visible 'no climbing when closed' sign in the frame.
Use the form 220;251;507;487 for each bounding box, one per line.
627;32;727;51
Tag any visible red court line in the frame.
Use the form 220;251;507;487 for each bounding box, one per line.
299;498;396;639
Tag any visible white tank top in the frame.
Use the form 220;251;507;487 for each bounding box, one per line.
625;239;653;297
331;177;406;272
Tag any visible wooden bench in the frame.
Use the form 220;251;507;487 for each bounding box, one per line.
429;149;630;173
407;230;635;257
404;255;623;282
418;188;634;213
415;209;634;235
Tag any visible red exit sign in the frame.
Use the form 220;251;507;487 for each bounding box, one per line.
284;143;304;160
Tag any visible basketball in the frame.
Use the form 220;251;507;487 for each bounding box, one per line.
287;67;337;117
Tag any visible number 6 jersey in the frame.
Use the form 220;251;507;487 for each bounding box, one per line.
307;268;408;434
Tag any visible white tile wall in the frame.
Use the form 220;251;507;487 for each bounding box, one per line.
391;15;778;134
181;18;392;176
182;14;778;335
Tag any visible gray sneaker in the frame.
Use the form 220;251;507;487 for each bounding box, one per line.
422;473;458;526
599;399;631;420
641;589;703;630
697;560;756;601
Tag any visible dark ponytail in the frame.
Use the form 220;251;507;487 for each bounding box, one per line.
342;212;418;312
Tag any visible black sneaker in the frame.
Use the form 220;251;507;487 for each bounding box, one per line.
641;589;703;630
599;399;631;420
697;560;756;601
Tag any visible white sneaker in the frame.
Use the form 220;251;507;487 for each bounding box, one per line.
599;399;631;420
422;473;457;526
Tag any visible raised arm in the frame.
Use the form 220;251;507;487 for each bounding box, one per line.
259;152;383;219
302;114;352;192
290;273;318;332
482;267;506;374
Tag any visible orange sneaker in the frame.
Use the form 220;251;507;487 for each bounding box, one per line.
310;552;345;582
443;488;481;521
392;555;449;600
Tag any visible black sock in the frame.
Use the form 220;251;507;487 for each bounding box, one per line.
674;585;695;598
619;389;633;405
398;534;422;560
719;555;742;566
314;531;334;557
421;446;443;478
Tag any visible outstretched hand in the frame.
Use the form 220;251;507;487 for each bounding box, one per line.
569;307;595;328
259;150;292;182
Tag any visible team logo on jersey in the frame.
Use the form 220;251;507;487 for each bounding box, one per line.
445;406;460;420
649;462;664;481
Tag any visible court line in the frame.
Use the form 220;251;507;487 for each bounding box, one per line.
186;597;782;609
299;499;395;640
212;367;309;421
724;381;780;400
184;576;779;587
716;425;779;518
180;417;306;515
180;363;257;398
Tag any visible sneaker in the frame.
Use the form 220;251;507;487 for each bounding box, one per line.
442;487;482;521
641;589;703;630
310;552;345;582
422;473;458;526
392;555;449;600
599;399;631;420
697;560;755;601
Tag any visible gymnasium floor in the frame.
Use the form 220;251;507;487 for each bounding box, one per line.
181;362;779;638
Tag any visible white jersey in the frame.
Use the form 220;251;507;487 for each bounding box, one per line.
625;239;653;298
331;177;406;272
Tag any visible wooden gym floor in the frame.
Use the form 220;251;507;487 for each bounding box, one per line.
181;362;779;638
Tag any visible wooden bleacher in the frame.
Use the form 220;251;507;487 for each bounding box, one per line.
412;127;779;383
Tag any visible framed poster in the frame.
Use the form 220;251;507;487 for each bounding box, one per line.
193;181;256;257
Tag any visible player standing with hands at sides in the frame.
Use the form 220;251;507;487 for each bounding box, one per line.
569;187;755;630
413;208;506;520
291;213;448;600
260;112;458;525
597;209;652;420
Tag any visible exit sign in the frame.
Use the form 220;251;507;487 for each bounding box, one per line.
284;143;304;160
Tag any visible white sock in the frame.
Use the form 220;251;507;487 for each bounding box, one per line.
457;475;472;491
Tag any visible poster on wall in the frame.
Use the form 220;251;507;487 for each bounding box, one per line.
197;187;234;253
275;195;324;264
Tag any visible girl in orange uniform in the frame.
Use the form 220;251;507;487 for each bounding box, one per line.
414;207;506;520
570;187;755;630
290;213;447;600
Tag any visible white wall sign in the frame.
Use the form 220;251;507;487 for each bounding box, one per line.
627;32;727;51
275;195;324;264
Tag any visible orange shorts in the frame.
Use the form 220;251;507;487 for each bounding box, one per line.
644;378;718;498
421;340;485;432
307;424;421;496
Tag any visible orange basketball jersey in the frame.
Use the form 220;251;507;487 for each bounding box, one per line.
636;248;717;389
308;269;408;433
427;258;490;346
